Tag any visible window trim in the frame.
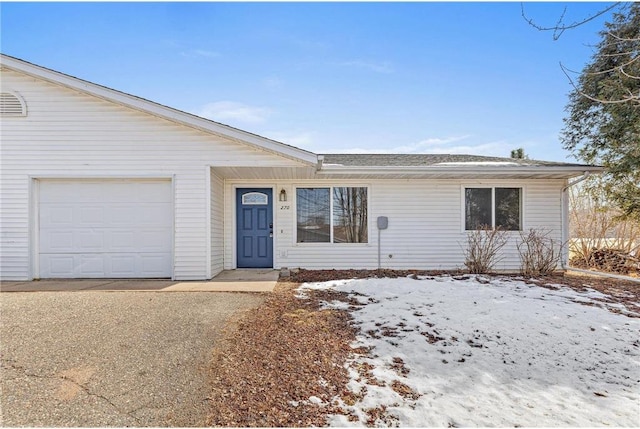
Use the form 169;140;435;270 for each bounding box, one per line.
461;185;524;232
295;185;370;245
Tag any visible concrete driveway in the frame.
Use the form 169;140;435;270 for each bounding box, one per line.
0;269;280;292
0;291;265;427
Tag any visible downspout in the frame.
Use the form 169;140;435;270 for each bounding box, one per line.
560;171;591;269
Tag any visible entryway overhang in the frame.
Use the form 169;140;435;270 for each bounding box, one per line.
212;165;319;180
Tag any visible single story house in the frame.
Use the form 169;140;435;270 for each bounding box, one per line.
0;54;603;281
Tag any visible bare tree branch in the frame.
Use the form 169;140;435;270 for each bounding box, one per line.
521;2;622;40
619;65;640;80
606;30;640;42
560;61;640;104
560;57;640;79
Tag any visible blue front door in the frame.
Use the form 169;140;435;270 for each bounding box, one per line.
236;188;273;268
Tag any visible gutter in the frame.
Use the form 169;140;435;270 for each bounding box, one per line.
560;171;591;269
317;165;605;177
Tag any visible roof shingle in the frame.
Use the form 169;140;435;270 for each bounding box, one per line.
319;153;593;168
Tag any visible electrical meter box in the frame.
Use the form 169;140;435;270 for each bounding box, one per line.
377;216;388;230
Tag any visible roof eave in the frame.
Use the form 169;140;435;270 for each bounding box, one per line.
317;165;605;178
0;54;319;167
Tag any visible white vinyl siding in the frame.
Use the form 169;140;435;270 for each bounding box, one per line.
0;64;570;278
210;169;224;277
0;68;304;280
225;179;563;272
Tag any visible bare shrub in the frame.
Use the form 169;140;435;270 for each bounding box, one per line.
569;185;640;271
517;228;563;276
463;227;508;274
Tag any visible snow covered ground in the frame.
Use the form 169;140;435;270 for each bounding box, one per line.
298;275;640;427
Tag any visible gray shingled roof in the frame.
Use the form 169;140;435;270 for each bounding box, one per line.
320;153;593;167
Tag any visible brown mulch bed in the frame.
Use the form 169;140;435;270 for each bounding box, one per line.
206;282;360;427
207;269;639;427
528;272;640;316
280;268;464;284
532;271;639;299
282;268;639;316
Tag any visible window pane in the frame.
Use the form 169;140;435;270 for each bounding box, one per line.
333;187;368;243
495;188;521;230
242;192;268;205
296;188;330;242
465;188;492;230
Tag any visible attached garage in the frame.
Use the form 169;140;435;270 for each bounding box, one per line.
37;179;173;278
0;55;603;281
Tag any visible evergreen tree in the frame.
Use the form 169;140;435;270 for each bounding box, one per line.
510;148;528;159
561;3;640;221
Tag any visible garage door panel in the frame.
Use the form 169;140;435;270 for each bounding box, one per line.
40;253;172;278
78;230;105;250
41;228;170;254
79;255;106;276
40;230;75;252
140;204;173;227
39;184;81;202
141;254;172;276
39;205;73;228
111;230;136;251
41;229;106;253
39;180;172;278
78;206;105;226
103;204;172;226
137;182;173;202
139;230;172;251
111;255;136;277
77;183;106;202
110;206;139;225
41;255;75;277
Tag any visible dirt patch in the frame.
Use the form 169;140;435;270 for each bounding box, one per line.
206;282;358;427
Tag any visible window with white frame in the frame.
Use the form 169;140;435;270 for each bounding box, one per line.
465;187;521;230
296;187;368;243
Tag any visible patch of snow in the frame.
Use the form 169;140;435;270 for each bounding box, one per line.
298;276;640;427
308;395;323;405
435;161;526;166
320;300;351;311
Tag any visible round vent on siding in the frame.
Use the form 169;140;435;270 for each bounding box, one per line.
0;91;27;116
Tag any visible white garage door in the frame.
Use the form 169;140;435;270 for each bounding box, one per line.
39;179;173;278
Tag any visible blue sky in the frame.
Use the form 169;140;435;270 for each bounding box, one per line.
0;2;619;161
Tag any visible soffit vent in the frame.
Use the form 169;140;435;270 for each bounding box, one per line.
1;92;27;116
